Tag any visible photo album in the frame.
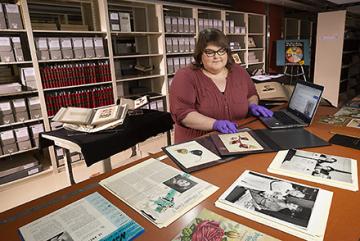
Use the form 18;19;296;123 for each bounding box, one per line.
53;104;128;133
215;170;333;241
268;149;358;191
53;104;127;126
99;158;218;228
210;129;329;156
162;134;240;172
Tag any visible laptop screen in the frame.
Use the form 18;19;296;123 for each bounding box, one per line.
288;82;324;123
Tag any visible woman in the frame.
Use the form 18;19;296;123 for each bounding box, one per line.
169;28;273;143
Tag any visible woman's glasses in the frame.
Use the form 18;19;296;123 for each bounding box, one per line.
203;48;227;57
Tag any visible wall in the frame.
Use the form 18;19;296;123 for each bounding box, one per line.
268;4;284;73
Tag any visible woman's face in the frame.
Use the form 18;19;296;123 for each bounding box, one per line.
176;178;191;187
201;44;228;74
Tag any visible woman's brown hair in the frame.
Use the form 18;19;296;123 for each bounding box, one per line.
192;28;233;69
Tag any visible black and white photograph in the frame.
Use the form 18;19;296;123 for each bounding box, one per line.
268;149;358;191
216;170;333;240
163;174;198;193
224;171;317;228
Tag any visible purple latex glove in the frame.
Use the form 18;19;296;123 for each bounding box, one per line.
213;120;238;134
249;104;273;118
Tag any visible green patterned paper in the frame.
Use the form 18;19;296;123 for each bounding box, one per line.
172;209;280;241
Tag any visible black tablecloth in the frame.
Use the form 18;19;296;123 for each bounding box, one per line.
40;110;174;166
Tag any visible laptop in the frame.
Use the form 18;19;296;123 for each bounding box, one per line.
259;81;324;129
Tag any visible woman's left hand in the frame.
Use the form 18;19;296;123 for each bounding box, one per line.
249;104;273;118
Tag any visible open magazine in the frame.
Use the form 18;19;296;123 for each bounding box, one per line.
99;158;218;228
53;104;128;133
18;192;144;241
215;170;332;241
268;149;358;191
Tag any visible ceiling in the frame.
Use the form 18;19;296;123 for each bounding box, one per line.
254;0;360;14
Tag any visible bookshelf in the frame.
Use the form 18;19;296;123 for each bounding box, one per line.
0;0;51;186
0;0;267;186
314;10;360;107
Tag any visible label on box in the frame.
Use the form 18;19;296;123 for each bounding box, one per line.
83;38;94;47
0;37;11;46
12;99;26;108
11;37;20;43
61;38;72;48
56;148;64;156
0;102;11;111
110;12;119;20
30;124;44;134
0;130;14;140
23;67;34;76
94;38;103;47
5;4;19;13
48;38;60;49
28;167;39;175
28;96;40;105
72;38;83;48
14;127;28;139
36;38;48;49
111;24;120;31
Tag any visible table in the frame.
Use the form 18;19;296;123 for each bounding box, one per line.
40;109;174;184
1;106;359;241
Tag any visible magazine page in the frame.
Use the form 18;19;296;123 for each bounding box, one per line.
91;105;121;126
19;192;144;241
163;140;221;169
215;170;332;241
268;149;358;191
59;107;94;125
99;158;218;228
172;208;280;241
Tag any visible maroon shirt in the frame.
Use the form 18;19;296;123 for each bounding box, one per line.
169;64;258;143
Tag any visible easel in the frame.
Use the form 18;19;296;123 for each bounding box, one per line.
284;64;307;84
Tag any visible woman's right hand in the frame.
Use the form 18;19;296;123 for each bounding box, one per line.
213;120;238;134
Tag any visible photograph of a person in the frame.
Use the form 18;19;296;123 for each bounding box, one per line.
280;149;353;183
47;231;74;241
225;171;318;228
163;174;197;193
219;132;264;153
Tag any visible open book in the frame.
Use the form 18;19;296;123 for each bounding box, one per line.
119;95;149;110
53;104;128;133
255;82;294;102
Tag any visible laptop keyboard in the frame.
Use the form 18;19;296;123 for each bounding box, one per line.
273;111;299;125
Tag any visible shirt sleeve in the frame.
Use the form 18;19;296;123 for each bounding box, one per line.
169;68;197;124
244;69;259;99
